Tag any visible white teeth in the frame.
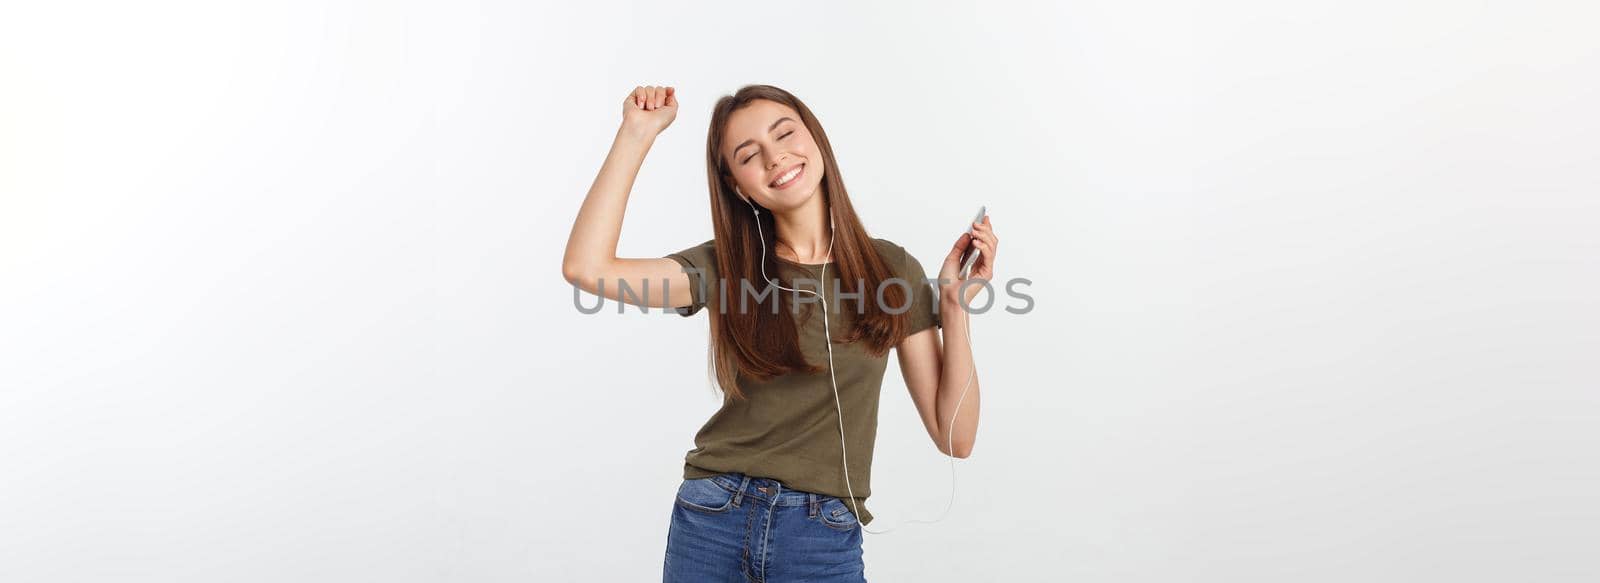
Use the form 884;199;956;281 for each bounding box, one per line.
773;165;801;187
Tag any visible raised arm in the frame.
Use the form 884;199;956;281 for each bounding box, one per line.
561;85;693;310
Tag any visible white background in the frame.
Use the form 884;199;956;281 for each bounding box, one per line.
3;1;1597;581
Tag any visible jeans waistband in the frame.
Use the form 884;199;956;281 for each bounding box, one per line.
708;471;820;508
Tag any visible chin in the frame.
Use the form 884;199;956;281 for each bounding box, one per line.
770;184;820;208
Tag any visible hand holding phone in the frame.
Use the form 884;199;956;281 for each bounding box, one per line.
960;206;987;279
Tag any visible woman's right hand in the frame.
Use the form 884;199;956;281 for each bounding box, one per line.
621;85;677;136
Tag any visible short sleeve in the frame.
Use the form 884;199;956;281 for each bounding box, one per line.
664;239;717;317
899;244;942;334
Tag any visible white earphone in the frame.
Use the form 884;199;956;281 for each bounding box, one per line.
741;193;975;534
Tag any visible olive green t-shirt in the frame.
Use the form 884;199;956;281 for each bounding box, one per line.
664;237;942;526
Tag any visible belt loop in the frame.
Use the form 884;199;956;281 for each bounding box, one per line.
808;492;819;518
733;475;751;507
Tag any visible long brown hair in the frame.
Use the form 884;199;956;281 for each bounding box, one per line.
701;84;912;401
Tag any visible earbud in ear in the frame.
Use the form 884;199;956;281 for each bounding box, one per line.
739;191;758;216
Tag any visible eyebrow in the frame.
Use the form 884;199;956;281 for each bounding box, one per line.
731;117;795;159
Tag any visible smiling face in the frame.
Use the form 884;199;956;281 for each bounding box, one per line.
721;99;826;212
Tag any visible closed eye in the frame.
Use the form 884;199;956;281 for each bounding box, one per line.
741;131;795;164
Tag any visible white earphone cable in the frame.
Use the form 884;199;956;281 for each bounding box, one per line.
746;199;975;534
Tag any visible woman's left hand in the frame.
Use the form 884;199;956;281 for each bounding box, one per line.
937;214;998;309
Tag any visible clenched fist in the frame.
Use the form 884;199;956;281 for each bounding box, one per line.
622;85;677;137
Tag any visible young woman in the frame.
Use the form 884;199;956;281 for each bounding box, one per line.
562;84;998;582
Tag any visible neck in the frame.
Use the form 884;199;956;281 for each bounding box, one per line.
772;195;833;264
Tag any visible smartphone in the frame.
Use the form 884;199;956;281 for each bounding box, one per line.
960;205;987;278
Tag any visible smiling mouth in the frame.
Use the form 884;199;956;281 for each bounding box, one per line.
770;163;805;189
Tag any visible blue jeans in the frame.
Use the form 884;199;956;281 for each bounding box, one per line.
663;471;866;582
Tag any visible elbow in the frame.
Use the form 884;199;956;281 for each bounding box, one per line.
562;261;589;287
563;256;614;289
942;441;974;459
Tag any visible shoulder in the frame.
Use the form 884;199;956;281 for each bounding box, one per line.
870;237;908;260
872;237;929;266
871;237;939;283
665;238;717;269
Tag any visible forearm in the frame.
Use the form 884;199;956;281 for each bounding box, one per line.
935;296;981;457
562;124;657;278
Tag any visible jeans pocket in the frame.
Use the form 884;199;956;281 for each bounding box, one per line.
674;476;736;514
815;496;859;531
